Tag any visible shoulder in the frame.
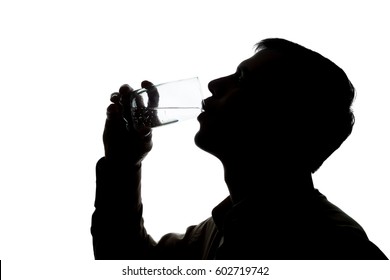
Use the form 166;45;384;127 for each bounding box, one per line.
310;190;388;259
312;190;366;234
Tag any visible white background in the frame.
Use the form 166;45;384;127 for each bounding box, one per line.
0;0;389;279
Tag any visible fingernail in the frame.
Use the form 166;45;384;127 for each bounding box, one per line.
141;80;154;88
119;84;134;94
110;92;119;103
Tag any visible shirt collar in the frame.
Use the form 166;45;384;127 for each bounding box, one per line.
211;188;319;232
211;196;233;232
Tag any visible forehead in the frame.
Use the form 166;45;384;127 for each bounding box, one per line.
237;49;285;75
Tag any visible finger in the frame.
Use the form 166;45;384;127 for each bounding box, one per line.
118;84;134;123
137;126;152;138
147;86;159;108
141;80;159;108
119;84;134;95
119;84;134;106
141;80;154;89
110;92;120;104
135;95;146;108
133;81;151;108
106;103;122;120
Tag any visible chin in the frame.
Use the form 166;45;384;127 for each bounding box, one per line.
194;129;222;158
194;130;204;149
194;129;211;150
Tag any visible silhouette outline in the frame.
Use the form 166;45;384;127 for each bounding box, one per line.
91;38;388;260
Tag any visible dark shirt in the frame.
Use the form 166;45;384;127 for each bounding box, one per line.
91;157;388;260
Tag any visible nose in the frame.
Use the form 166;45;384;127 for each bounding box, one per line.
207;78;218;94
208;75;233;96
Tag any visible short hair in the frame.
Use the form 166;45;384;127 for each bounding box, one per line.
255;38;356;173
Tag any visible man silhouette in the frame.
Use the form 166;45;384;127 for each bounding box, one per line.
91;38;388;260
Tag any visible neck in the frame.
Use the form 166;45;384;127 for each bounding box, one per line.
223;162;314;204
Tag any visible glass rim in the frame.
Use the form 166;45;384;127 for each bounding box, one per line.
132;76;200;95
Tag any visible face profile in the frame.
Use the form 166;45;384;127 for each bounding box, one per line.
195;48;288;162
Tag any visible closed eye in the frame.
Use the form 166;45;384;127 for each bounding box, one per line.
236;67;248;86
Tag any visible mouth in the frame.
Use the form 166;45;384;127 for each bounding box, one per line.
197;111;206;122
201;99;206;112
197;100;207;120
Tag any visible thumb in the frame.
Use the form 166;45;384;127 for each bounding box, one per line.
106;103;123;121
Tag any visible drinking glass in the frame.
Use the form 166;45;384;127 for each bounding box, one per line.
130;77;204;129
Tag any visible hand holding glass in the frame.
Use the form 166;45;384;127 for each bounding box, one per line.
130;77;204;129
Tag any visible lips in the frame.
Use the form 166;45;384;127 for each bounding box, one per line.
201;99;206;111
197;111;206;122
202;97;213;111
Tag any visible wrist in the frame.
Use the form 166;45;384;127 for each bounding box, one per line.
95;157;143;210
99;156;141;172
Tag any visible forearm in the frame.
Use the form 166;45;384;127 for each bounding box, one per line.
91;157;155;259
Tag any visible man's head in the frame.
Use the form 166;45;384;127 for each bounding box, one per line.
195;38;355;173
